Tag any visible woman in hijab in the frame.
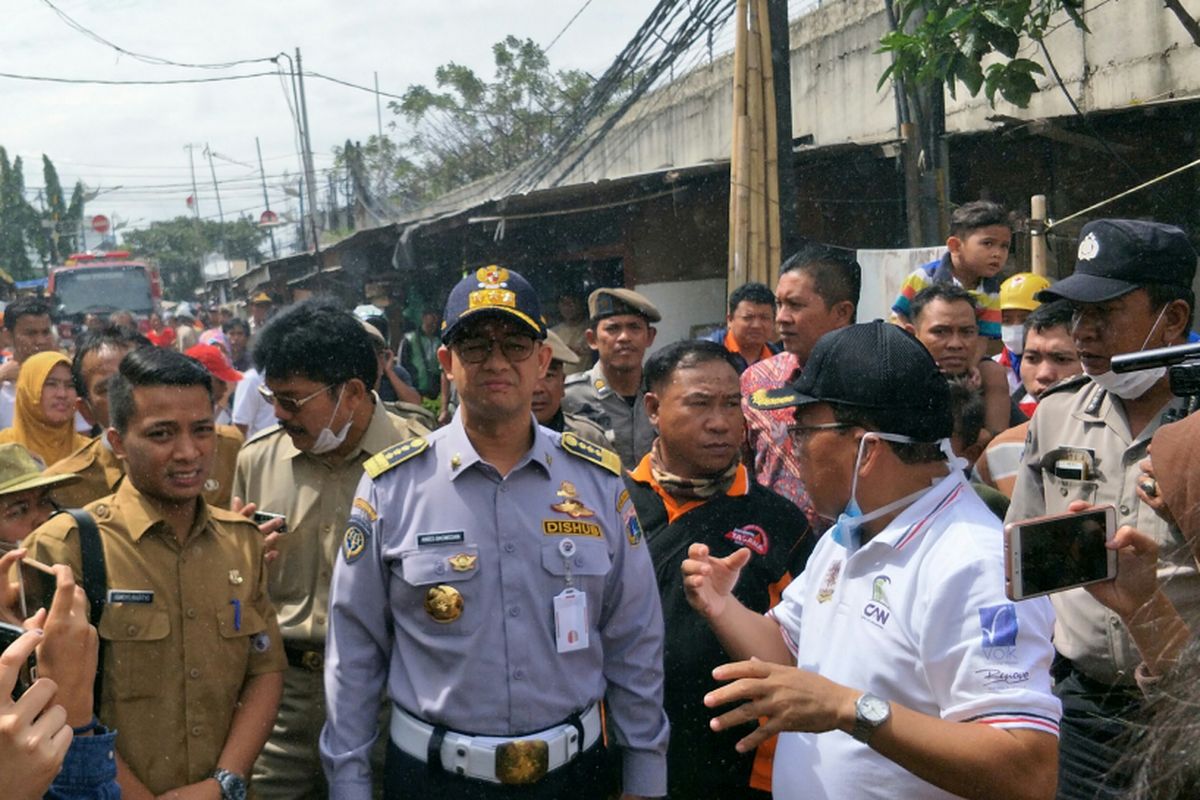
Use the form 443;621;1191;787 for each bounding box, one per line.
0;351;87;467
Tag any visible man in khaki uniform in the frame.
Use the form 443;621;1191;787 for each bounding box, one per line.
231;300;428;800
563;287;661;469
1006;219;1200;800
46;327;244;509
24;346;285;799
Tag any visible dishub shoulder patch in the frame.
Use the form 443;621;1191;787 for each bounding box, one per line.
364;437;429;479
560;431;621;476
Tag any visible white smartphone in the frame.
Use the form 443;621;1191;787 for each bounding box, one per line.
1004;506;1117;601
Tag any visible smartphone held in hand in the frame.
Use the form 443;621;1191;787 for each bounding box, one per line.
1005;506;1118;601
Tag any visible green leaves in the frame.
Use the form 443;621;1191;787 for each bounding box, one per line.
371;35;602;207
878;0;1085;108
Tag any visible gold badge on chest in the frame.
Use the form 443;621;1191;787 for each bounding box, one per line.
425;584;464;623
550;481;595;518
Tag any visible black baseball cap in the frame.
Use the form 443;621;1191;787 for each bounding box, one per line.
1038;219;1198;304
441;265;547;344
748;321;953;441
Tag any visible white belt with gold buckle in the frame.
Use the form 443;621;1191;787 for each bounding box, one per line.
388;702;601;784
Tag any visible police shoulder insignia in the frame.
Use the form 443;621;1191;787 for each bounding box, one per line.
364;437;429;479
1039;373;1089;401
559;431;621;476
343;521;369;564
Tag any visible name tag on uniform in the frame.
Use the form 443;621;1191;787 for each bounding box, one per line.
107;590;154;604
553;589;589;653
418;531;465;547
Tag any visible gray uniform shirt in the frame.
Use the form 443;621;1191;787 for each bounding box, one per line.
1006;378;1200;686
319;412;669;799
563;361;656;469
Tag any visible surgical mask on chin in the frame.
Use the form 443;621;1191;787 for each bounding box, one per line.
826;433;966;550
310;386;351;455
1000;325;1025;356
1083;305;1168;400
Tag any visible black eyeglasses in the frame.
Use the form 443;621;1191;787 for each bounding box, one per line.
452;335;537;364
787;422;855;442
258;383;337;414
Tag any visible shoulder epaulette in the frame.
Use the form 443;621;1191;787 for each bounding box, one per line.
244;423;284;446
1038;373;1090;401
364;437;429;479
559;431;621;476
564;372;589;386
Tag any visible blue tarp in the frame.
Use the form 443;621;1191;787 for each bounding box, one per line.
15;278;48;290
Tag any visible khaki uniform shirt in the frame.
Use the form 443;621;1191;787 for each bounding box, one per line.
23;480;285;794
45;425;245;510
563;362;655;470
231;399;427;647
1006;378;1200;686
550;320;590;376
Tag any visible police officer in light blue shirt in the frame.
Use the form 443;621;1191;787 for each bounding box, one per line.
320;265;669;800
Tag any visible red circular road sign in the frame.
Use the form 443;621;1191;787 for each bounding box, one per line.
91;214;111;234
259;210;279;226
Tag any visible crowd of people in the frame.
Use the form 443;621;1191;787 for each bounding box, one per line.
1;208;1199;800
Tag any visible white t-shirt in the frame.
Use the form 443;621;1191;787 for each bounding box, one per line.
231;368;277;437
768;471;1061;800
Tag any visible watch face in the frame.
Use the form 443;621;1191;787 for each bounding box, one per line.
858;694;890;724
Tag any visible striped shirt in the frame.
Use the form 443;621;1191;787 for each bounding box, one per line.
891;253;1002;339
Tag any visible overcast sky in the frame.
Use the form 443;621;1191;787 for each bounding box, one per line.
4;0;656;245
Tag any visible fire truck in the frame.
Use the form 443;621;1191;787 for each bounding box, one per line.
47;251;162;319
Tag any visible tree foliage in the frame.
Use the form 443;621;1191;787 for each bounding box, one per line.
123;216;265;299
0;148;87;281
333;36;595;213
879;0;1087;108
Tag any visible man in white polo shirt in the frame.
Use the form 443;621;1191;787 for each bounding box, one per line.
684;321;1061;800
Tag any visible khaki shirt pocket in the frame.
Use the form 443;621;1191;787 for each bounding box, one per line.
396;546;483;636
98;604;171;701
1043;472;1099;516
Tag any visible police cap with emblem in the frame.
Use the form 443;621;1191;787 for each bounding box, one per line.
441;265;547;344
1037;219;1198;304
749;320;952;442
588;287;662;323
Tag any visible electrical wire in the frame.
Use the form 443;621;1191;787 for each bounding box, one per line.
545;0;597;53
37;0;277;70
0;69;278;86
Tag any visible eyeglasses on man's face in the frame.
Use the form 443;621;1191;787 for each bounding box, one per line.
258;383;337;414
452;334;537;365
786;422;855;443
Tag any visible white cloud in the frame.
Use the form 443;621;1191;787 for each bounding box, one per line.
3;0;653;238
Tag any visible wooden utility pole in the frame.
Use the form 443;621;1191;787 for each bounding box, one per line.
1030;194;1048;276
766;0;798;260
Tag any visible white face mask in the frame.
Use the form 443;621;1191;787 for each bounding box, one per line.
827;432;965;550
309;385;352;454
1000;325;1025;356
1083;305;1168;400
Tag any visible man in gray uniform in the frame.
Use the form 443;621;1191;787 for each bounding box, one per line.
564;287;661;469
320;265;669;800
1006;219;1200;800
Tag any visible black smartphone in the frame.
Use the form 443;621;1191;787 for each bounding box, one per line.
0;621;37;700
252;511;287;533
1004;506;1117;600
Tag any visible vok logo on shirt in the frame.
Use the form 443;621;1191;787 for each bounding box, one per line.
979;604;1019;662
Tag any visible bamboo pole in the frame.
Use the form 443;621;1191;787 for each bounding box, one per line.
746;0;766;287
756;0;781;280
728;0;750;296
734;115;751;288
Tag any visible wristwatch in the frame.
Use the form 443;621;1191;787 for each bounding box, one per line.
851;693;891;743
211;768;247;800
